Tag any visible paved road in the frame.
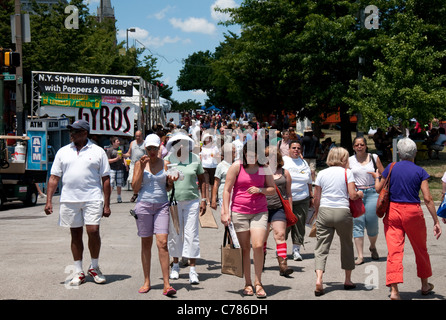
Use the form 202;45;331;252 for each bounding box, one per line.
0;189;445;304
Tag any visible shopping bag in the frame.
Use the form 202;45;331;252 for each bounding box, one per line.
274;185;297;227
221;226;243;278
437;198;446;219
376;162;396;218
199;204;218;229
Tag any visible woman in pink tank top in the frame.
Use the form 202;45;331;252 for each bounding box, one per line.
221;141;275;298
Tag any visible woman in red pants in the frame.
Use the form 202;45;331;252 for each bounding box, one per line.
372;138;442;300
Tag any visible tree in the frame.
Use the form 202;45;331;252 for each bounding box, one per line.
345;0;446;130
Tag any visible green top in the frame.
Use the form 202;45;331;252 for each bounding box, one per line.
166;152;204;201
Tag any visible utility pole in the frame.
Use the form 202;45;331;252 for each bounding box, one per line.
14;0;24;136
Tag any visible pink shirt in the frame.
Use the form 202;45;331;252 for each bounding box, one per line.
231;162;268;214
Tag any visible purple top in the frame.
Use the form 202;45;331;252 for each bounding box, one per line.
382;160;429;203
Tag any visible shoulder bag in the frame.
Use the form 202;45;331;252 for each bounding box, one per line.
345;169;365;218
275;184;298;227
376;162;396;218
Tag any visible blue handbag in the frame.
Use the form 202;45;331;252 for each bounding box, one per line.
437;199;446;218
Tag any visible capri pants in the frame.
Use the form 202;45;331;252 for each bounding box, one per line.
353;188;379;238
384;202;432;286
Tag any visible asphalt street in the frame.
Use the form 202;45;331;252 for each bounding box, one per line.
0;189;445;304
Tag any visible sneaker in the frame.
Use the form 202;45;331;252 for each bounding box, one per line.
189;270;199;284
88;266;106;284
69;271;86;286
117;197;122;203
170;264;180;280
293;250;303;261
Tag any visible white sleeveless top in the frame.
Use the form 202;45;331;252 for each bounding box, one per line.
349;154;378;188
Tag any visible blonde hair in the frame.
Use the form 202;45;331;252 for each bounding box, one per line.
326;147;349;167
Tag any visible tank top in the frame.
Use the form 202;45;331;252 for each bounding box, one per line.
231;162;268;214
137;169;168;204
266;169;287;210
131;141;146;164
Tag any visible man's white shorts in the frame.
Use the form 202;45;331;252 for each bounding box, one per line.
59;201;104;228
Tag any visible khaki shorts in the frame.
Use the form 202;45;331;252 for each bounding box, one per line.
231;211;268;232
59;201;103;228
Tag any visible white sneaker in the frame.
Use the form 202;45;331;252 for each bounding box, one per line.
69;271;86;286
293;250;303;261
170;264;180;280
189;270;199;284
88;266;106;284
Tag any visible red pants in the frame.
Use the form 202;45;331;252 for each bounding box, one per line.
384;202;432;286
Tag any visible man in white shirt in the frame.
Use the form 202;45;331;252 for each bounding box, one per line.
45;120;111;286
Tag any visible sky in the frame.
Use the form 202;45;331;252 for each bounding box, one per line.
85;0;241;105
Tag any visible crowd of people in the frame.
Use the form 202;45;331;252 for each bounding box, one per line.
44;111;446;300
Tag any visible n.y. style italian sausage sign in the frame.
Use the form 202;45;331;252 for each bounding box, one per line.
76;104;134;137
36;72;134;97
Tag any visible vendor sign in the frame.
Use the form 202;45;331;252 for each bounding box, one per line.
41;93;101;109
36;72;134;97
76;104;134;137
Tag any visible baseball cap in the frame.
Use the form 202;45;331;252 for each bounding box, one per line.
68;120;90;132
145;134;160;147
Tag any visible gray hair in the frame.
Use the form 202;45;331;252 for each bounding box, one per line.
397;138;417;160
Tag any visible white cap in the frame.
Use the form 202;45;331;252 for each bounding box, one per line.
144;134;160;147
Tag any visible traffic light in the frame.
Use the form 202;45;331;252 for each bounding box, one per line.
1;49;20;68
4;51;20;67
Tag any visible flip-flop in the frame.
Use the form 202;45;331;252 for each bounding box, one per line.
163;286;177;296
421;283;434;295
138;286;151;294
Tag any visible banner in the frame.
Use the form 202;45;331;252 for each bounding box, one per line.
36;72;134;97
76;104;134;137
41;93;101;109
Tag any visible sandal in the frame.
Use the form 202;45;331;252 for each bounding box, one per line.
421;283;434;296
243;284;254;296
163;286;177;296
138;286;151;294
254;283;267;298
369;247;379;260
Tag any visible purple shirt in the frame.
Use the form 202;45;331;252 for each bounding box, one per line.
382;160;429;203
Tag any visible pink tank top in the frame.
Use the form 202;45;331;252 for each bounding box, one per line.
231;162;268;214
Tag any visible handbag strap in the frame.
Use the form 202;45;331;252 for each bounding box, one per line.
383;162;396;187
169;184;176;203
274;184;285;201
223;226;233;247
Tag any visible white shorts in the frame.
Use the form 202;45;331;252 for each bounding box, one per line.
59;201;104;228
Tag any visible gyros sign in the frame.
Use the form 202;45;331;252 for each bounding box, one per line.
76;104;134;137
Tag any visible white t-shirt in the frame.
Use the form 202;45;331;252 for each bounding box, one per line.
200;144;219;168
232;139;244;161
315;166;355;209
214;160;231;199
349;154;378;187
282;156;312;201
51;140;111;202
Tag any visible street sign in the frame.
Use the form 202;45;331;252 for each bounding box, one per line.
4;74;16;81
